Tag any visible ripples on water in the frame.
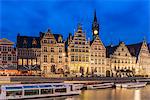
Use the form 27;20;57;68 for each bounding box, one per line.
29;85;150;100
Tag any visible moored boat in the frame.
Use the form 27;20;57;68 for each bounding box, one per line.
0;83;81;99
87;83;114;89
115;82;147;88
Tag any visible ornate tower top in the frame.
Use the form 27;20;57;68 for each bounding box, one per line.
94;10;97;22
77;23;82;31
92;10;99;39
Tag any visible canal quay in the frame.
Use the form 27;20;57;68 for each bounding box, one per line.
0;76;150;100
0;76;150;84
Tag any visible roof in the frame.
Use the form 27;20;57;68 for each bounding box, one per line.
17;36;41;48
106;45;118;58
0;38;14;45
126;42;142;57
53;34;63;42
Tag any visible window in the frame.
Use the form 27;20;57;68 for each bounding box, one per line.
51;56;54;63
24;90;39;96
86;56;89;62
8;54;11;61
59;56;62;63
8;47;11;51
44;47;47;52
95;59;97;64
51;48;54;52
41;89;53;94
3;54;6;61
6;91;22;96
44;40;47;43
71;49;74;52
59;48;62;52
75;56;78;61
44;55;47;62
71;55;74;61
23;59;27;65
75;49;78;52
79;49;81;52
79;55;81;61
18;59;22;65
82;56;85;62
3;46;7;51
55;88;66;93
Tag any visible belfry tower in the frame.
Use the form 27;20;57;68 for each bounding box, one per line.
92;10;99;39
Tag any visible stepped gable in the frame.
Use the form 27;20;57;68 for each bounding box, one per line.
106;45;118;58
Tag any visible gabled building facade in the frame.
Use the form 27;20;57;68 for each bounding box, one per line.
10;10;150;77
17;33;41;72
90;36;106;76
90;11;107;76
106;42;137;77
67;24;90;76
40;29;66;75
0;38;17;68
127;40;150;76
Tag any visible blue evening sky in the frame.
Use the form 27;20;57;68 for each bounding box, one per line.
0;0;150;46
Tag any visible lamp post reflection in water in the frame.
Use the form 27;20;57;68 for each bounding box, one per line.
134;89;141;100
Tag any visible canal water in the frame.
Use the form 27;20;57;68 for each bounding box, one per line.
31;85;150;100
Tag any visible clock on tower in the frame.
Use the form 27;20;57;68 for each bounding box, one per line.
92;10;99;39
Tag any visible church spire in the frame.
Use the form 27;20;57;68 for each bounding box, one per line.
94;10;97;22
92;10;99;39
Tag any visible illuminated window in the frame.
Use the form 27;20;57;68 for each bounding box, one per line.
18;59;22;65
51;56;54;63
23;59;27;65
71;55;74;61
28;59;31;65
75;56;78;61
32;59;36;65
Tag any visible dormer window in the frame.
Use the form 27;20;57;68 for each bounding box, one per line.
23;39;27;44
23;39;27;47
32;38;37;46
58;36;62;43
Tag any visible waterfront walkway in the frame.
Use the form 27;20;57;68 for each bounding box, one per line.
0;76;150;84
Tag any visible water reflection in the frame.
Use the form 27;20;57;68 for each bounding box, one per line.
28;85;150;100
134;89;141;100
